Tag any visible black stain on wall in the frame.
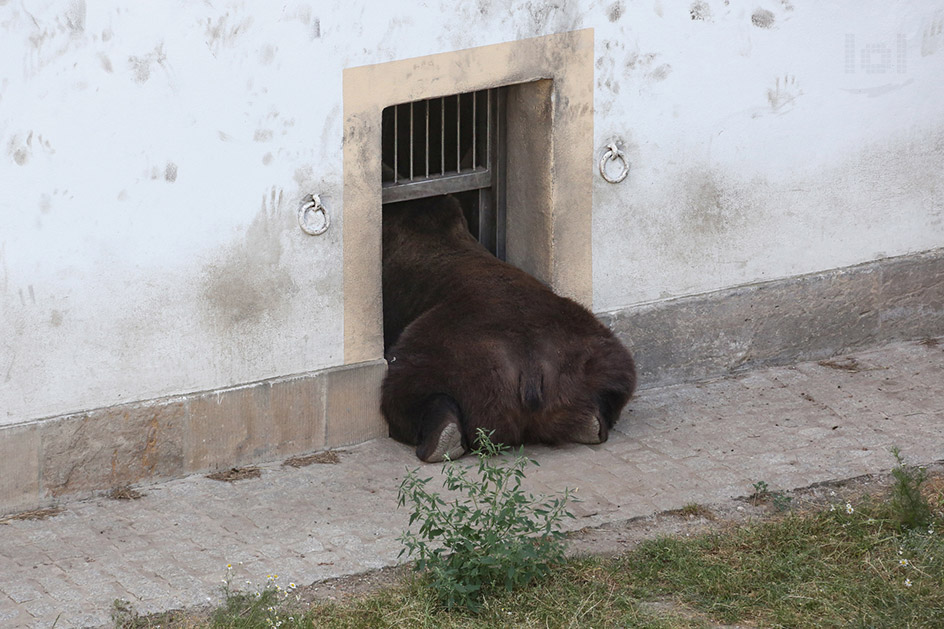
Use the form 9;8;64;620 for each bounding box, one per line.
607;2;624;22
752;9;776;29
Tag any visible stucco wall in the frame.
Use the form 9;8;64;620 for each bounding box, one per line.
592;1;944;309
2;0;943;428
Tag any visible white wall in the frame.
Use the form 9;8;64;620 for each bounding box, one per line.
2;0;942;427
592;1;944;308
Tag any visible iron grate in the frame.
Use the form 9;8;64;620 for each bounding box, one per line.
382;88;506;258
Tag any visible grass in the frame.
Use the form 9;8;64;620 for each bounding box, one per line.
624;497;943;627
115;452;944;628
116;485;944;628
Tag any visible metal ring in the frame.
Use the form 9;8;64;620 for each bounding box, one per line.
298;194;330;236
599;142;629;184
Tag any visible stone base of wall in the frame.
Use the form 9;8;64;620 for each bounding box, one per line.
603;248;944;389
3;248;943;515
0;360;387;515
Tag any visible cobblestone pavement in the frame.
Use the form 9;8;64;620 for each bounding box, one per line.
2;338;943;628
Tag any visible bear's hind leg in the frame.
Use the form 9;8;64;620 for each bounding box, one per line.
415;394;467;462
571;389;630;444
570;414;606;444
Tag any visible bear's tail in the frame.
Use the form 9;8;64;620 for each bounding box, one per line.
518;363;549;413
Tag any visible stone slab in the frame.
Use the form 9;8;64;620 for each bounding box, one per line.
1;361;379;513
40;401;186;497
0;423;41;512
604;248;944;389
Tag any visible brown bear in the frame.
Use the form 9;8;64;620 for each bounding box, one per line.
381;193;636;462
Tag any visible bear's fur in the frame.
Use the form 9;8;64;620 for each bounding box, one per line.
381;194;636;462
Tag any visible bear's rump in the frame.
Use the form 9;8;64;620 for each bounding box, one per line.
383;304;621;446
383;320;527;444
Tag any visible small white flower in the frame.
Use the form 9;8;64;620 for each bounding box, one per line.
845;503;854;514
905;578;913;587
900;558;910;567
289;582;297;589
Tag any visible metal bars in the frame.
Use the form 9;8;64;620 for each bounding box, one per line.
382;88;506;258
382;90;493;191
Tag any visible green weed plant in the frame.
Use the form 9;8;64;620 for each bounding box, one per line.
396;429;574;611
890;446;933;530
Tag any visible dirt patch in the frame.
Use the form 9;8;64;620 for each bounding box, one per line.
299;564;413;604
112;598;205;629
206;466;262;482
637;598;742;627
921;474;944;501
283;450;346;467
107;485;146;500
818;357;862;372
0;506;64;524
663;503;716;520
566;464;944;558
